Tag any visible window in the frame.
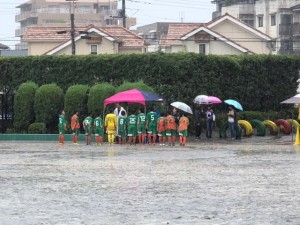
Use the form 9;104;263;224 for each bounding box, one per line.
199;44;206;54
91;45;98;55
271;14;276;26
258;16;263;27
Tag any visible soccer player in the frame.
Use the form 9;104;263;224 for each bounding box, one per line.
127;111;137;145
94;113;104;145
157;112;166;146
179;113;189;146
105;108;117;145
83;113;93;145
58;110;67;145
71;112;80;145
146;107;158;145
166;111;176;146
118;111;127;144
137;109;146;144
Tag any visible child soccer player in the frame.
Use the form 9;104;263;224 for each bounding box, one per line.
105;109;117;145
118;111;127;144
146;107;158;145
71;112;80;145
58;110;67;145
179;113;189;146
157;113;166;146
137;109;146;144
127;111;137;145
83;113;93;145
166;111;176;146
94;113;104;145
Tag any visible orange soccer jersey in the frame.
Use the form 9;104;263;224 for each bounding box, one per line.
157;117;166;133
71;114;80;130
179;117;189;131
166;115;176;130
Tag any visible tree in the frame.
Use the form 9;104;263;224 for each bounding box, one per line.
13;82;38;132
34;84;64;133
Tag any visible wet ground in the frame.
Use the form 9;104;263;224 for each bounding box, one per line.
1;136;300;225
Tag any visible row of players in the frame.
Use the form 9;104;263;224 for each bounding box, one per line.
58;107;189;146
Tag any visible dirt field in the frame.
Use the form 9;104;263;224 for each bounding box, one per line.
1;137;300;224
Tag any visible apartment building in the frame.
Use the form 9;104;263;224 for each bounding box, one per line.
15;0;136;50
212;0;300;55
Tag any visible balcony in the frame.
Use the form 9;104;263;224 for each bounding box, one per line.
15;27;26;37
293;23;300;36
279;24;292;35
15;11;37;22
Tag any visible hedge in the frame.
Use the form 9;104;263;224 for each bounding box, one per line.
28;122;47;134
34;84;64;132
0;54;299;112
64;84;89;122
87;83;115;116
13;82;38;132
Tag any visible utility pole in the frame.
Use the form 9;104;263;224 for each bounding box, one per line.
122;0;126;28
67;0;77;55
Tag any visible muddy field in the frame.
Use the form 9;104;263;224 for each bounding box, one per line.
1;137;300;225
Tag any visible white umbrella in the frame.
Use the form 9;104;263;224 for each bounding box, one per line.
171;101;193;114
193;95;208;104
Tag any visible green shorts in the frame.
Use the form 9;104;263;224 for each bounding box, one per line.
59;128;65;135
85;127;92;136
179;130;188;137
118;129;126;138
158;131;166;137
128;125;137;137
147;124;157;135
72;128;80;135
94;128;103;136
137;124;146;134
166;129;176;136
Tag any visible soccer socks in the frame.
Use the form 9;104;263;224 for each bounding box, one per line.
183;137;187;145
172;136;176;144
180;136;183;144
99;136;103;144
138;134;142;144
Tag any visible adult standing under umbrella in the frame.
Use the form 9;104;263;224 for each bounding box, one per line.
227;105;238;140
194;106;204;140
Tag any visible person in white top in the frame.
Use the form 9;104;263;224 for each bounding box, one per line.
114;103;127;141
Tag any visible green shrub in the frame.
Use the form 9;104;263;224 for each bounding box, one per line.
5;128;15;134
13;82;38;132
87;83;115;116
34;84;64;133
28;123;47;134
64;85;89;122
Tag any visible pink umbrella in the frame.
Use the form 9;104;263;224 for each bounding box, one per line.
206;96;222;104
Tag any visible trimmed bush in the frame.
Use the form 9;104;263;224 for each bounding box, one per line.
28;123;47;134
64;85;89;122
13;82;38;133
87;83;115;116
34;84;64;133
115;80;154;93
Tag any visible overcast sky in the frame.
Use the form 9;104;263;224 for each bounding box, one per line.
0;0;215;49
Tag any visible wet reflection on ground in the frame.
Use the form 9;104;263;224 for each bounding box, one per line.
1;138;300;224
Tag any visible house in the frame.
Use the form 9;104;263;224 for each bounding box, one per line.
22;25;148;56
159;14;273;55
212;0;300;55
15;0;136;50
136;22;201;52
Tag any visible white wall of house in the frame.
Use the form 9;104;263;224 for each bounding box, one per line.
211;20;271;54
54;37;117;55
118;47;144;54
183;39;243;55
28;42;61;55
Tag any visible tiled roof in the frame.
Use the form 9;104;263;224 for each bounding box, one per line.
0;43;9;49
23;25;146;47
159;23;203;46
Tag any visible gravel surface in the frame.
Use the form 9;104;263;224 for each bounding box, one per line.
1;137;300;225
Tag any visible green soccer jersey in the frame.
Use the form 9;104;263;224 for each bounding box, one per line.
118;116;127;131
128;115;137;126
58;115;67;129
94;117;103;128
137;113;146;125
83;117;93;129
147;111;157;126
